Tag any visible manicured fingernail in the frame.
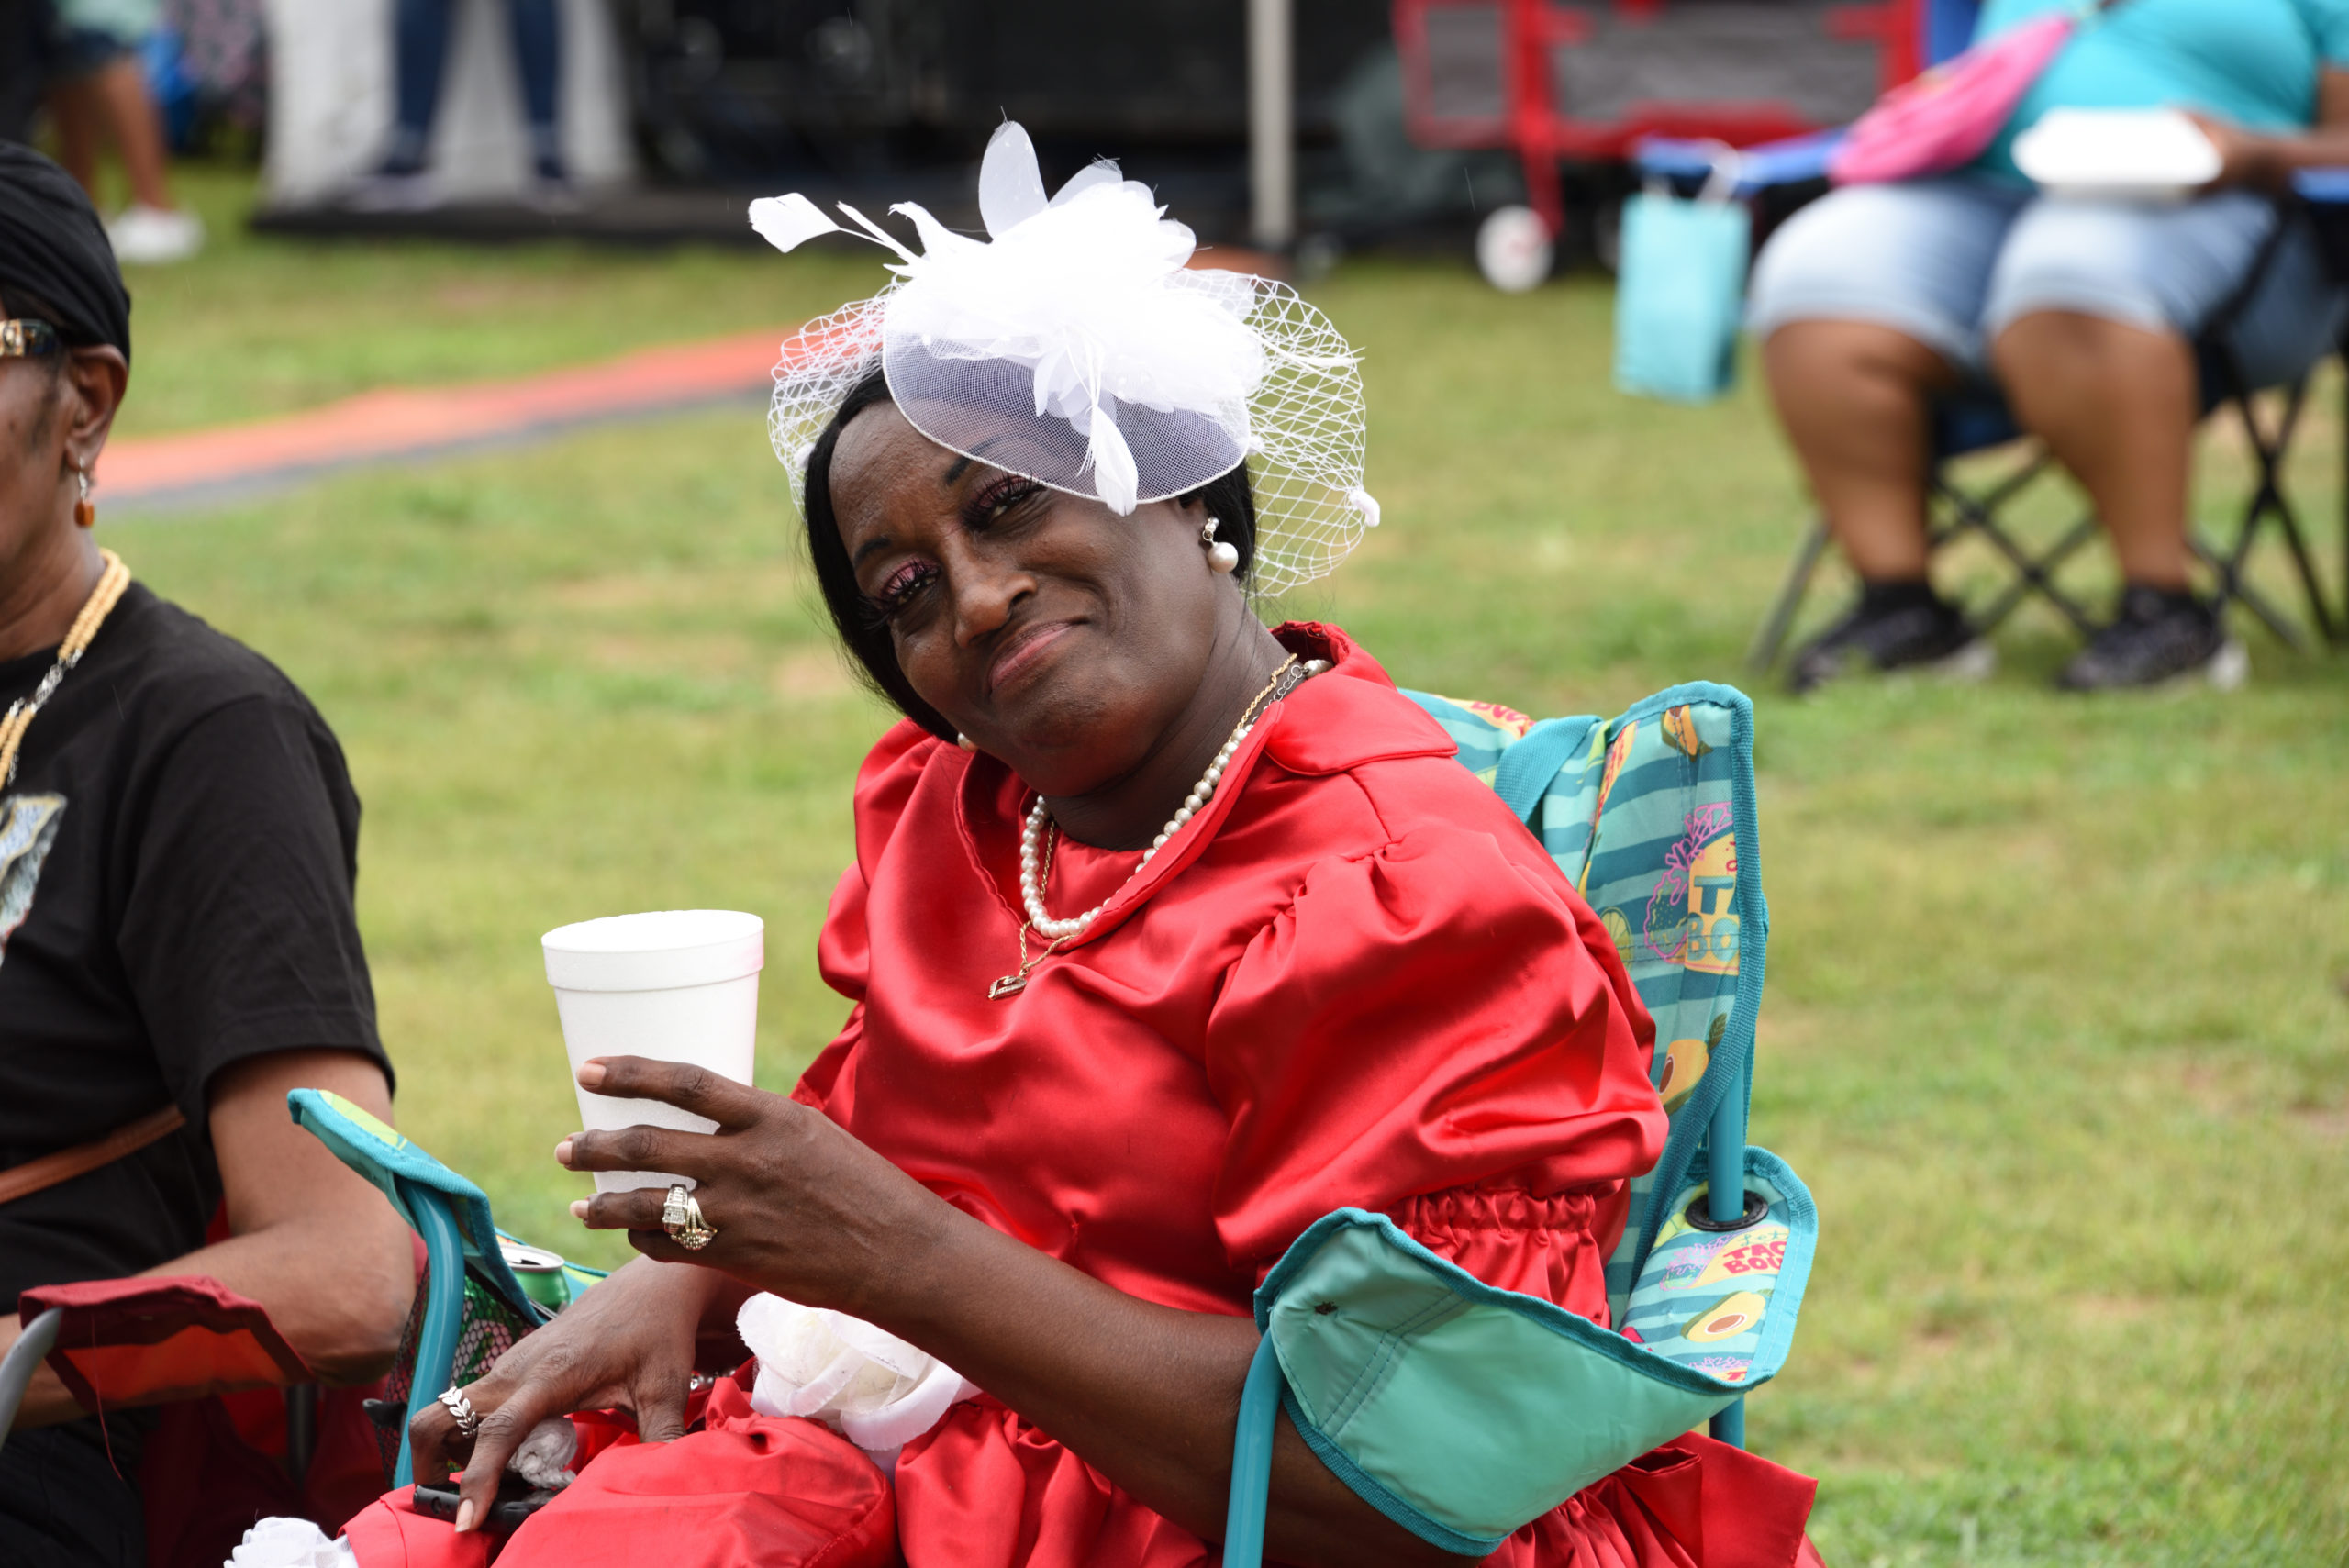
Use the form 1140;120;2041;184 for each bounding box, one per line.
576;1060;607;1088
570;1199;590;1220
453;1498;476;1534
554;1138;573;1165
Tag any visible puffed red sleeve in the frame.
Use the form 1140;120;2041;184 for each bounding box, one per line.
1204;822;1664;1317
796;719;939;1112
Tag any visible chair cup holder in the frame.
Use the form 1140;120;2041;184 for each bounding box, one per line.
1683;1189;1771;1232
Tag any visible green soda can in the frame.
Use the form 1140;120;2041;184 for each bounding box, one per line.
498;1237;572;1311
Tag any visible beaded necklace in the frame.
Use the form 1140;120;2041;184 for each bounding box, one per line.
988;653;1329;999
0;550;132;789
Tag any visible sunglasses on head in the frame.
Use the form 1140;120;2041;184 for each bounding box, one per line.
0;319;61;358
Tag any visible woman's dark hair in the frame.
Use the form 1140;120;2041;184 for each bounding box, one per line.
801;366;1260;740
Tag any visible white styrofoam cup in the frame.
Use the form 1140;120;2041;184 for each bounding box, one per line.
542;909;764;1194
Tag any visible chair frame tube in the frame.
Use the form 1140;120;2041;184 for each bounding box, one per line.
1706;1055;1749;1445
1221;1332;1285;1568
0;1306;62;1447
395;1183;469;1487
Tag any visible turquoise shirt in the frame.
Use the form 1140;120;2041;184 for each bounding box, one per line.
56;0;162;37
1972;0;2349;178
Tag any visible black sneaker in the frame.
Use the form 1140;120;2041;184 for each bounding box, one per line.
1788;586;1993;695
2055;587;2246;692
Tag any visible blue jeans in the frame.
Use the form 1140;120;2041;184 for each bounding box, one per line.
385;0;562;178
1747;176;2347;394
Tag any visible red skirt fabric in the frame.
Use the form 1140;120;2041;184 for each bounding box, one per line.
896;1396;1818;1568
343;1378;1815;1568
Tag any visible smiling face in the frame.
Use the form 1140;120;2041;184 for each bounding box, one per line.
828;400;1238;799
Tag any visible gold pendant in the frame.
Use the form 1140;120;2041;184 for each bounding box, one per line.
987;973;1027;1000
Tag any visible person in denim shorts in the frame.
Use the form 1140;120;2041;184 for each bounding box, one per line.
1749;0;2349;692
45;0;204;263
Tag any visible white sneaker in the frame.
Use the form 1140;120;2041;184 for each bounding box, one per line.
106;205;205;265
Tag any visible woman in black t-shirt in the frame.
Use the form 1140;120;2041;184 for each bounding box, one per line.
0;145;413;1564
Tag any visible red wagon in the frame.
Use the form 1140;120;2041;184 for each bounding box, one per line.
1393;0;1934;285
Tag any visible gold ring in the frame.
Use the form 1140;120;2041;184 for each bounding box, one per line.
662;1183;716;1251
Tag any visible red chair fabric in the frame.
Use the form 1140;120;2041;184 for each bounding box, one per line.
20;1275;311;1411
18;1274;391;1568
342;1375;898;1568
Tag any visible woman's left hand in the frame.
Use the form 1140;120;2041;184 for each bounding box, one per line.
558;1056;948;1315
2188;113;2287;191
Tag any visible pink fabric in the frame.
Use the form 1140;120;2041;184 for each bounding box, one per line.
1829;13;2076;186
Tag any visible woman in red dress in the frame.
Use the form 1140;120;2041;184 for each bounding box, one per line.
374;128;1823;1568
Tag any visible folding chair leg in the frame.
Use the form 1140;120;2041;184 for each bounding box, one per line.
1748;519;1831;672
2271;508;2340;646
2199;351;2340;650
1965;513;2100;639
1963;508;2102;639
286;1382;318;1484
2193;535;2310;651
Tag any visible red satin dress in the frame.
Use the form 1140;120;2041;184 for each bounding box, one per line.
347;622;1819;1568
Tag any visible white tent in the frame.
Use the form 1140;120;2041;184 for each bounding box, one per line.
262;0;633;206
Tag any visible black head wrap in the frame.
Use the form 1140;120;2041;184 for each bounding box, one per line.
0;141;130;362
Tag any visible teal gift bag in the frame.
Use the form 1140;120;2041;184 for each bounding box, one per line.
1612;171;1752;405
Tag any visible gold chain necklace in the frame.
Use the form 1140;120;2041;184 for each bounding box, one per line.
989;652;1325;1000
0;550;132;789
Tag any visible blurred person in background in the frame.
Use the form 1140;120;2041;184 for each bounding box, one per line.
352;0;569;210
2;3;52;146
1750;0;2349;694
46;0;205;263
0;144;410;1564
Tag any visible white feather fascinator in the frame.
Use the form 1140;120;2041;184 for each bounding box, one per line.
755;123;1378;595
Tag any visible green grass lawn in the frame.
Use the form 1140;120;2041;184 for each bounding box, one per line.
94;171;2349;1565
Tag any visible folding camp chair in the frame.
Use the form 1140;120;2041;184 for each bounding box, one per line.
1225;683;1816;1562
1634;0;2349;669
2;1273;397;1565
0;1101;602;1568
288;1089;604;1488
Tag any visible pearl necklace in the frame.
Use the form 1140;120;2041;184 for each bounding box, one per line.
1015;654;1330;944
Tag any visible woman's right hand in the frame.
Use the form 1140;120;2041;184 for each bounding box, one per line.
406;1254;738;1530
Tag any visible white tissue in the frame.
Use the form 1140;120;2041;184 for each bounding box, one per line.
226;1518;354;1568
512;1415;581;1490
736;1292;976;1461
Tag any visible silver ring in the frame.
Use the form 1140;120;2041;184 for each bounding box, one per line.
662;1183;717;1251
438;1385;481;1438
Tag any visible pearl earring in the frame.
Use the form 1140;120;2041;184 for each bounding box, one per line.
956;733;976;751
1200;516;1240;574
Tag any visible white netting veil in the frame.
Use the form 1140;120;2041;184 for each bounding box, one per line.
759;123;1377;596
